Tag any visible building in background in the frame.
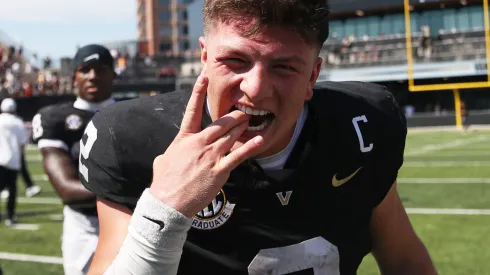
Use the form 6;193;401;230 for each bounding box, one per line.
176;0;490;117
137;0;194;56
186;0;204;54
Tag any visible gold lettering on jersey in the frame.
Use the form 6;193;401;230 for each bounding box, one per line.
192;189;235;230
276;191;293;206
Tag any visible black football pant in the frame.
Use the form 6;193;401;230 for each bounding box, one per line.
21;153;34;188
0;165;18;220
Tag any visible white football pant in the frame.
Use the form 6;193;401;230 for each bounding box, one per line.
61;205;99;275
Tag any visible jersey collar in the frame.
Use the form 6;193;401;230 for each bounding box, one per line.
230;107;318;188
73;97;116;113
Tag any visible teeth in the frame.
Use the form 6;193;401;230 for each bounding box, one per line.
235;104;270;116
248;120;269;132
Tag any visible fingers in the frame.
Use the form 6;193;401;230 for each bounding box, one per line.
201;110;250;144
212;120;249;153
179;74;208;134
219;135;264;171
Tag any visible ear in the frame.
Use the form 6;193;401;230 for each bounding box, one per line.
199;36;208;71
305;57;323;101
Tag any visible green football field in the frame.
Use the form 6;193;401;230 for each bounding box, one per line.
1;128;490;275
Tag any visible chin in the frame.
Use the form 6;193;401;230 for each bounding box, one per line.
84;92;107;103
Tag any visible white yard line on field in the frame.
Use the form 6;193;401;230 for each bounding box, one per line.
25;145;38;152
7;223;40;231
403;161;490;167
405;151;490;157
398;178;490;184
17;197;61;205
406;125;490;133
406;208;490;215
0;252;63;265
26;155;42;162
32;175;48;181
49;214;64;221
405;135;489;156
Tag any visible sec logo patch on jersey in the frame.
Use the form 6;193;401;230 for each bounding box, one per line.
65;114;83;131
192;189;236;230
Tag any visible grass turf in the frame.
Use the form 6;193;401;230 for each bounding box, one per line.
1;129;490;274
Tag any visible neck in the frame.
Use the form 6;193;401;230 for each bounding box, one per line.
74;97;115;112
256;104;308;161
256;124;295;159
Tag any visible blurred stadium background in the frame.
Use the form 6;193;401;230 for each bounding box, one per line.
1;0;490;274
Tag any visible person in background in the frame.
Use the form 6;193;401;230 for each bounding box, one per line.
0;98;28;226
32;44;117;275
21;152;41;197
0;153;41;199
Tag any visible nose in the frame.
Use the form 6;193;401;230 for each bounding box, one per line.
239;64;273;101
85;68;97;80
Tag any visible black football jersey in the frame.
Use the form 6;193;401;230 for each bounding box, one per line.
80;81;407;275
32;101;98;215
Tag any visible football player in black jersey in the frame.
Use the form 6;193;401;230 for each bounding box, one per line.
80;1;437;274
32;44;116;275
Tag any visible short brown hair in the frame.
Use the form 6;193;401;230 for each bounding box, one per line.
203;0;330;49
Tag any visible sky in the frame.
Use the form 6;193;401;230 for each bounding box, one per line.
0;0;137;63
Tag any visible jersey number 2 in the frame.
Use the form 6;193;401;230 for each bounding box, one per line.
248;237;340;275
79;121;97;182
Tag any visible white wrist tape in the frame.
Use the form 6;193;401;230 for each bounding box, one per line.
103;189;193;275
130;188;192;250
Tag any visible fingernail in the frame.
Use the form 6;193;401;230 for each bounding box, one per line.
199;75;208;84
199;68;207;78
253;136;264;145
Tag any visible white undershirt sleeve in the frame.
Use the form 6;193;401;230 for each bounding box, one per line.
104;189;193;275
37;139;69;151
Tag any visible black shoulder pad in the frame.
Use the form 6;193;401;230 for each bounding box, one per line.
32;103;69;143
80;91;193;210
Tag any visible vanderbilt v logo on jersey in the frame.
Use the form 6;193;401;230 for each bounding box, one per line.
276;191;293;206
192;189;236;230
